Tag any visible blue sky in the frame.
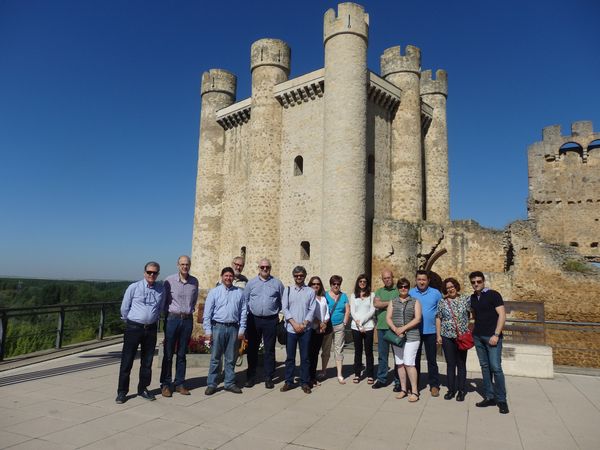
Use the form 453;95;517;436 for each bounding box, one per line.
0;0;598;280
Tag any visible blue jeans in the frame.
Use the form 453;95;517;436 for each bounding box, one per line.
285;328;312;385
376;329;399;386
160;316;193;388
208;323;240;388
474;335;507;402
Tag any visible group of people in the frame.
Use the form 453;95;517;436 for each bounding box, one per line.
116;256;509;415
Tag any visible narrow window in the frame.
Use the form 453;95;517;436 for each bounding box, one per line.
569;242;579;247
368;154;375;175
591;242;599;248
294;155;304;176
300;241;310;260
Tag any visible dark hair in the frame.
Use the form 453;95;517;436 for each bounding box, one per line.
442;277;461;295
415;269;430;279
329;275;343;286
469;271;485;281
144;261;160;271
221;266;234;276
397;278;411;289
308;276;325;296
292;266;307;276
353;274;371;297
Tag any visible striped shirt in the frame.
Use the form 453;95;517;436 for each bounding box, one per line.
390;296;420;342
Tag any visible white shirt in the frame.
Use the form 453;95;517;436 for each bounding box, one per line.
350;293;376;331
312;296;331;330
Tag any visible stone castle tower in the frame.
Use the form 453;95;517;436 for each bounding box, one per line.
527;121;600;262
191;2;449;287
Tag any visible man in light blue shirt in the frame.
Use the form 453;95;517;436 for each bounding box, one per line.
409;270;442;397
280;266;316;394
243;258;284;389
116;261;165;404
203;266;247;395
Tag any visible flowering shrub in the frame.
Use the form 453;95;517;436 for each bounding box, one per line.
188;335;211;354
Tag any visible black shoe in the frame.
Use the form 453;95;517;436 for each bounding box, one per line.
498;401;509;414
225;385;242;394
444;390;456;400
115;392;127;404
244;378;255;388
456;391;465;402
205;386;217;396
476;398;497;407
280;383;293;392
138;389;156;401
265;380;275;389
392;385;402;393
371;381;385;389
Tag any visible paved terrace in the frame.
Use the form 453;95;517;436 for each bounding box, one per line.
0;343;599;450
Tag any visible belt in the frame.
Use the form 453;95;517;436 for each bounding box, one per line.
126;319;157;329
168;312;193;319
212;321;239;327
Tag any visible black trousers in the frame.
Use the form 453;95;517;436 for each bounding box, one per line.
352;329;374;378
442;336;467;392
246;313;278;381
117;321;157;395
415;333;440;390
309;331;325;381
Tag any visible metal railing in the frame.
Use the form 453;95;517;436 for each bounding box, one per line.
0;301;122;361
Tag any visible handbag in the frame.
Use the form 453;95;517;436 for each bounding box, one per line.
324;293;342;335
383;329;406;347
447;298;474;351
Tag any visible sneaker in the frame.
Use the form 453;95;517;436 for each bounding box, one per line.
115;392;127;404
137;389;156;401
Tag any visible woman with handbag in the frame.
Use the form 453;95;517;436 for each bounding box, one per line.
349;274;376;384
385;278;422;402
325;275;350;384
435;277;472;402
308;276;330;387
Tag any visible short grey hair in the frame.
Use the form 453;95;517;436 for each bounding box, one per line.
292;266;307;276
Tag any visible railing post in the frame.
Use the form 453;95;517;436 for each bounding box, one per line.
0;311;7;361
55;307;65;349
98;305;106;340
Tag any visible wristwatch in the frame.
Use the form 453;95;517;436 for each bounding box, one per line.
493;333;500;337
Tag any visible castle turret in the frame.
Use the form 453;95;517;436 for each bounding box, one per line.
246;38;290;272
321;2;369;283
381;45;423;222
421;69;449;224
192;69;237;287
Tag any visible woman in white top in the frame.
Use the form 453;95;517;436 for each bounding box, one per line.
350;274;376;384
308;276;330;387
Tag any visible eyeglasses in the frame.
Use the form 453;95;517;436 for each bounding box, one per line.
470;279;484;285
398;285;409;289
293;274;305;278
259;266;271;270
146;271;159;276
446;285;457;290
358;279;367;284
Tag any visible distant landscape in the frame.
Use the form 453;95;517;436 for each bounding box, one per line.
0;277;132;358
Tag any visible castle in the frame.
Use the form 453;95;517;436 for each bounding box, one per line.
191;3;600;364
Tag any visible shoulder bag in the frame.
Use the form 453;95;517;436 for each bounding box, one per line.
447;298;474;351
383;298;408;347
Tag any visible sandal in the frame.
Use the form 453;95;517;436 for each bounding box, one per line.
338;376;346;384
408;392;420;403
367;378;374;385
353;376;360;384
395;390;408;399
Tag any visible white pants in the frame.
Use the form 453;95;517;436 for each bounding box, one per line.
392;340;420;366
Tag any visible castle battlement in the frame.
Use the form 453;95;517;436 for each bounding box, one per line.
323;2;369;44
380;45;421;77
250;38;291;74
536;121;600;163
200;69;237;97
420;69;448;97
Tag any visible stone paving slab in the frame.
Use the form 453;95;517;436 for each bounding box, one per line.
0;343;599;449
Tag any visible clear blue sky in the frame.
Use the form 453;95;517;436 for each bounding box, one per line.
0;0;598;280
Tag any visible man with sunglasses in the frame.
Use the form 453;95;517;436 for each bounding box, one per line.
243;258;284;389
469;271;509;414
159;255;199;397
116;261;165;404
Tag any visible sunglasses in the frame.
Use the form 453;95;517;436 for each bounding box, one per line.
293;274;305;278
398;285;409;289
259;266;271;270
331;283;341;286
470;279;484;285
146;271;159;276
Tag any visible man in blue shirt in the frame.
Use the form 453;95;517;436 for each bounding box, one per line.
116;261;165;404
203;266;247;395
409;270;442;397
280;266;316;394
243;258;284;389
